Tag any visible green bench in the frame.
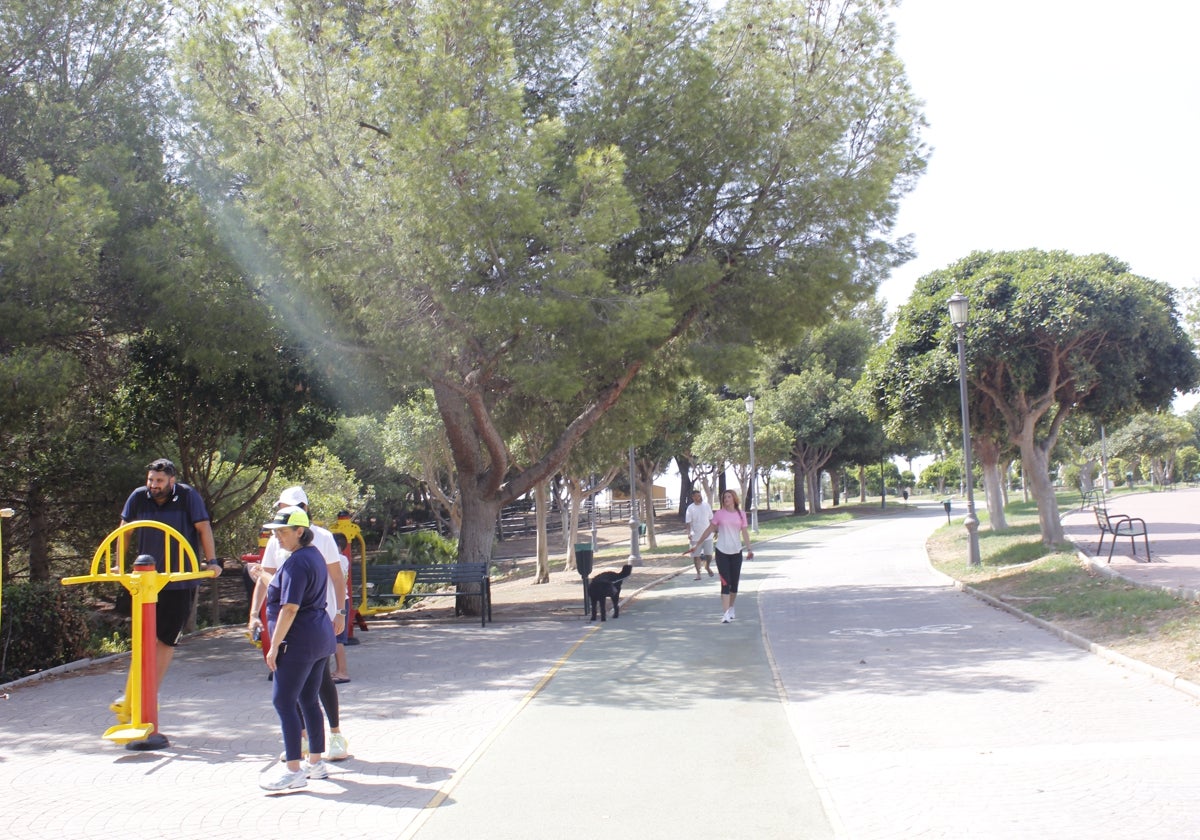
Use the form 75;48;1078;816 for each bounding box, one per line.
358;562;493;626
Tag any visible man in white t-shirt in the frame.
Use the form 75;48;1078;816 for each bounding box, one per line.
248;486;351;761
685;488;714;580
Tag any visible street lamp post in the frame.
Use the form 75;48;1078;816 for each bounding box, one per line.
0;507;12;631
744;394;759;534
628;445;642;565
948;292;982;567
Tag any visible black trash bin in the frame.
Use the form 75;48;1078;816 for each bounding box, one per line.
575;543;594;614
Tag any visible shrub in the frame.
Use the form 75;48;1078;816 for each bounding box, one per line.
379;530;457;565
1108;457;1126;487
1059;463;1081;490
1;581;93;683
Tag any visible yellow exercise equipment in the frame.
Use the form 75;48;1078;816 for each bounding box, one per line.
62;521;213;749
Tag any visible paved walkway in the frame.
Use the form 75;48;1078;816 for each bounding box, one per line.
1061;487;1200;599
2;494;1199;838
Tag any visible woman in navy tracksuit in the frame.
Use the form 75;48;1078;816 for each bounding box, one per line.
259;506;336;792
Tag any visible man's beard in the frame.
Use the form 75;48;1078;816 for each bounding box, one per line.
149;485;171;502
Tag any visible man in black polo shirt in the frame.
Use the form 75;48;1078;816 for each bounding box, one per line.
111;458;221;723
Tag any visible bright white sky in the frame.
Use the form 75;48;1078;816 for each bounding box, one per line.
878;0;1200;312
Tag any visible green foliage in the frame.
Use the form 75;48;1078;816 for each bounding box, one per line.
869;250;1200;445
0;2;233;580
177;0;927;561
920;458;961;491
93;632;132;656
858;462;903;496
866;248;1200;543
1178;446;1200;483
106;331;338;499
1107;457;1127;486
1105;411;1195;484
219;445;372;558
378;530;458;566
1059;463;1081;489
0;582;92;683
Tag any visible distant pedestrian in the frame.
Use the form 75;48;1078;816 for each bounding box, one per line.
682;489;753;623
111;458;221;724
258;506;336;792
685;489;714;580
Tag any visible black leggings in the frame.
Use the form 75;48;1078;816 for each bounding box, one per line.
715;549;744;596
296;657;339;730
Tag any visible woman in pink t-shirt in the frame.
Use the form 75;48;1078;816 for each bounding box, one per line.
682;489;753;623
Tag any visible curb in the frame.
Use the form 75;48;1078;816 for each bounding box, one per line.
1081;553;1200;604
0;650;128;693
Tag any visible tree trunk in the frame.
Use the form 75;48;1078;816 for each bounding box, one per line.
981;460;1007;531
1020;437;1065;545
807;469;822;513
455;489;502;616
27;482;52;582
676;455;695;517
791;458;807;515
639;470;658;550
974;437;1008;531
533;481;550;584
564;479;584;573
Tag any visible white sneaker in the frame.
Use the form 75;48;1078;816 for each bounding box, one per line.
728;606;735;620
721;610;732;624
260;766;307;792
304;759;329;779
327;733;349;761
279;740;309;762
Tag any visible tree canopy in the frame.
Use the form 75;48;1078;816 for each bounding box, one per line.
867;249;1200;544
176;0;926;563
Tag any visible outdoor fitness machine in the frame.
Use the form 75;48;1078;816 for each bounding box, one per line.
61;521;213;750
327;512;367;638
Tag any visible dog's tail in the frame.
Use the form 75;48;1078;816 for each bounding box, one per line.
616;564;633;581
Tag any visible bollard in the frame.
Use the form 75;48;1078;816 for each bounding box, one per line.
942;499;952;524
575;543;594;615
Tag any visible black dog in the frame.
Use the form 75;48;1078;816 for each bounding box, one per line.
588;564;633;622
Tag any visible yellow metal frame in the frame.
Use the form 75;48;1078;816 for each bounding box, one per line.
62;521;213;743
329;517;413;617
329;516;396;617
